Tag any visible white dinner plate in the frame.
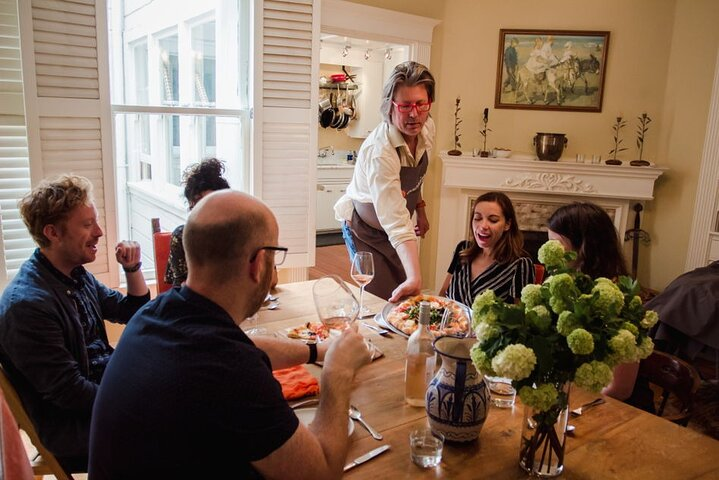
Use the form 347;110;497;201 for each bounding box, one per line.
294;407;354;436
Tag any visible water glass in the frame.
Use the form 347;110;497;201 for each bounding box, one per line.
410;429;444;468
575;154;585;163
591;154;602;164
487;376;516;408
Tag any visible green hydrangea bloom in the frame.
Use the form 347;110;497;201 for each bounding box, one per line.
538;240;565;268
521;284;543;309
549;273;575;297
591;281;625;318
549;296;569;315
518;383;559;412
470;343;496;376
567;328;594;355
556;311;580;336
621;322;639;338
574;360;614;392
609;329;639;363
472;290;500;329
491;344;537;381
641;310;659;329
530;305;552;331
636;336;654;360
475;321;500;343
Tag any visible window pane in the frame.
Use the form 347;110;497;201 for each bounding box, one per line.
133;40;148;105
158;34;179;105
192;21;216;106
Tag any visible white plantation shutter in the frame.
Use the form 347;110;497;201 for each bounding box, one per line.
254;0;317;275
0;0;33;285
18;0;117;285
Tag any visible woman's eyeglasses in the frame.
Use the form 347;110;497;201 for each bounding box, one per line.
392;101;432;114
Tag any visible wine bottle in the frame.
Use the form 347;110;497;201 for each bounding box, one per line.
404;301;436;407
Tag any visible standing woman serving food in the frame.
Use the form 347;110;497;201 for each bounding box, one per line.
440;191;534;306
335;61;435;302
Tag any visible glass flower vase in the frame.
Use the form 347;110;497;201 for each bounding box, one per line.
518;383;570;477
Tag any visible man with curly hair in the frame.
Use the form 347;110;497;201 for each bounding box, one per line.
0;175;150;472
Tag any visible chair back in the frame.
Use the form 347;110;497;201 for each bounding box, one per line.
534;264;545;284
638;350;701;426
152;218;173;294
0;365;73;479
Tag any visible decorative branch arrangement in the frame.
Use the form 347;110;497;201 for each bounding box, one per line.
479;108;492;157
448;96;463;156
630;112;652;167
607;115;627;165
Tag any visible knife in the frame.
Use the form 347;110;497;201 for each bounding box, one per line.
343;444;390;472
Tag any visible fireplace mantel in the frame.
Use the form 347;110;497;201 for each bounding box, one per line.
432;152;666;291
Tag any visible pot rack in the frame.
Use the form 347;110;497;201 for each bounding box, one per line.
320;83;358;90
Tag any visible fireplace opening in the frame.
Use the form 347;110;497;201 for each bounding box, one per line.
522;230;549;265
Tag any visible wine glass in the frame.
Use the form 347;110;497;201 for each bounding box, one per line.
350;252;374;318
244;312;267;336
312;275;359;332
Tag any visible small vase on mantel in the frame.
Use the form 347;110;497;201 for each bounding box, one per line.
519;382;570;477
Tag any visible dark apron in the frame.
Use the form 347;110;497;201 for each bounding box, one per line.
349;149;428;300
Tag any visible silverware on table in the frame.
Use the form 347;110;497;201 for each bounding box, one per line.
343;444;390;472
290;398;319;409
361;321;390;336
349;405;383;440
261;301;280;311
570;397;605;417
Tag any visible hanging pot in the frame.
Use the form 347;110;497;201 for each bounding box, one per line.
533;133;568;161
319;93;335;128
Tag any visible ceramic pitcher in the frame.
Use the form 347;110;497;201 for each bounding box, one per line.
425;336;489;442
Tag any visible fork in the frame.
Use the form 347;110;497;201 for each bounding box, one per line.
570;397;605;417
361;321;391;336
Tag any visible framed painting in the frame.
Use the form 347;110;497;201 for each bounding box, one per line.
494;29;610;112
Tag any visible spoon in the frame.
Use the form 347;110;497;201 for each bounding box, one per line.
261;302;280;311
348;405;383;440
361;321;391;336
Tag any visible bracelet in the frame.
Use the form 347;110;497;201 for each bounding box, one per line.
415;200;427;209
122;262;142;273
306;342;318;364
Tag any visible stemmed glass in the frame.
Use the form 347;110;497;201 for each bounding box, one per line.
244;312;266;336
350;252;374;318
312;275;360;332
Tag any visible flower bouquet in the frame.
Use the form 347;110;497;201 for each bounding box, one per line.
470;240;657;477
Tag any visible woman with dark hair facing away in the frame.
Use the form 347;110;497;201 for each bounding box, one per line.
546;202;649;409
439;191;535;306
165;158;230;286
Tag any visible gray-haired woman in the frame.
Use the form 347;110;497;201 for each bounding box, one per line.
334;61;436;302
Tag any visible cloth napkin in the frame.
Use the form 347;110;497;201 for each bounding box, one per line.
273;365;320;400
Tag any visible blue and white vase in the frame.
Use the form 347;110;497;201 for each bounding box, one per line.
425;336;489;442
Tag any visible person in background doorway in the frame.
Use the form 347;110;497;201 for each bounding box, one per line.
0;175;150;472
334;61;435;302
439;192;534;306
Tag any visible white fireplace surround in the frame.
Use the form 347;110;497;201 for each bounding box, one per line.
433;153;666;290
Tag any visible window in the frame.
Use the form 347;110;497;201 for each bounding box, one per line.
108;0;250;280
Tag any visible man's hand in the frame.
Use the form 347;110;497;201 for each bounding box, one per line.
322;325;371;376
389;277;421;303
115;241;141;269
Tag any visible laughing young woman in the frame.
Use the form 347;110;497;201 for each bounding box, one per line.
439;191;534;306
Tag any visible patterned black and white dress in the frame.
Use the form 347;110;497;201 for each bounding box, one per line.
445;240;535;307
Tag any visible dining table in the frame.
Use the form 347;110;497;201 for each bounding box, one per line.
257;280;719;479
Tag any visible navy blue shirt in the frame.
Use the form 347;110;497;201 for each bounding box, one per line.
0;249;149;460
89;286;299;479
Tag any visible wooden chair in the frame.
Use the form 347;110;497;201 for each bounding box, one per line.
151;218;173;294
534;264;545;284
0;365;74;479
638;350;701;426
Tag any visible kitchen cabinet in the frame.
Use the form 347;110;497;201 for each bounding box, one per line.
316;165;354;232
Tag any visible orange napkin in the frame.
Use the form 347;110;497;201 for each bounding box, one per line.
273;365;320;400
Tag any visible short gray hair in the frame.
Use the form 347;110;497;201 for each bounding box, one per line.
380;61;436;122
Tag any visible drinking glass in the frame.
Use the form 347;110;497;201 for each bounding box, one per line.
244;313;267;336
410;429;444;468
312;275;359;331
350;251;374;317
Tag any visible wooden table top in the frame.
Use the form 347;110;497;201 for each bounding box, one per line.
259;281;719;479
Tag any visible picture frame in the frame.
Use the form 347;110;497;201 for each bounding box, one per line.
494;29;610;112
